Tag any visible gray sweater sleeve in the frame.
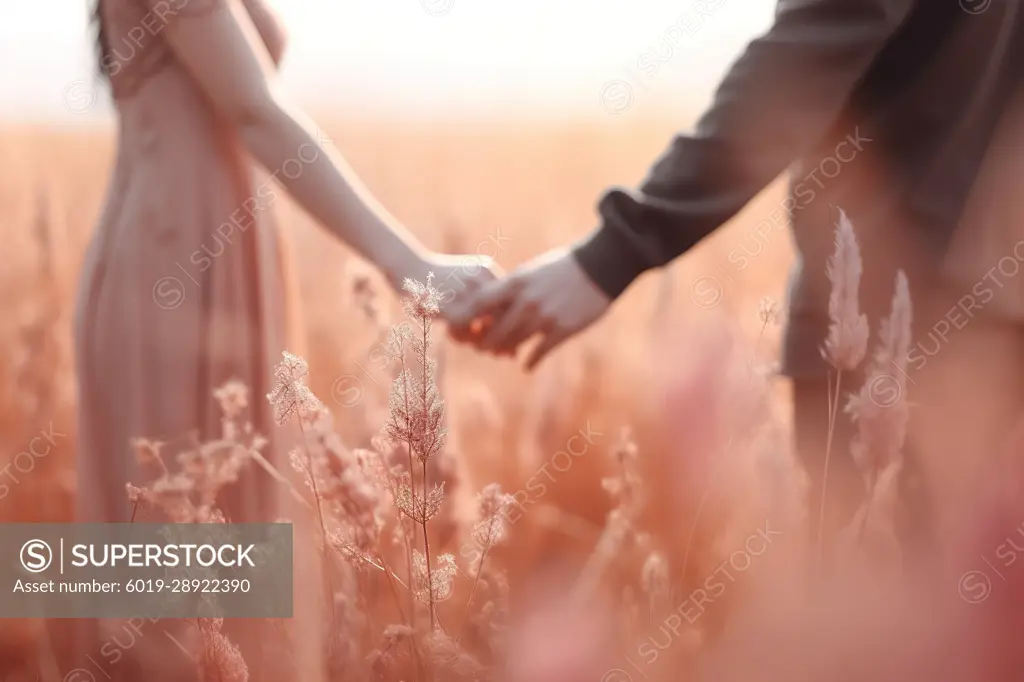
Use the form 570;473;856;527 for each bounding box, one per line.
572;0;915;299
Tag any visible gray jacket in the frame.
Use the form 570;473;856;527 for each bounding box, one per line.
572;0;1024;378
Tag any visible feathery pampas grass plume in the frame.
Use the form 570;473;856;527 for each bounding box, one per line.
839;270;913;569
817;208;870;566
846;270;912;486
822;209;869;371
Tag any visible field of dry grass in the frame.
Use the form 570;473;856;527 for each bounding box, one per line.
2;115;1021;682
0;113;794;525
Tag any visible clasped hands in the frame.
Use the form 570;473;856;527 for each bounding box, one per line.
427;248;611;370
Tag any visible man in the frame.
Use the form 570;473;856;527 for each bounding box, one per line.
450;0;1024;553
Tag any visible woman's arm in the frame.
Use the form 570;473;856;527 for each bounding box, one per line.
148;0;430;289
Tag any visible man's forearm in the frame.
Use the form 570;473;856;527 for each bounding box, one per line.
573;0;916;300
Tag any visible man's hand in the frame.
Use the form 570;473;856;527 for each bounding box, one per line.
448;248;612;370
405;252;504;340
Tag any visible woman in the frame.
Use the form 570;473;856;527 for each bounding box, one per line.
72;3;491;677
76;0;492;525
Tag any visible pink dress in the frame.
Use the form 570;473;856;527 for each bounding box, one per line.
68;5;329;680
74;0;303;525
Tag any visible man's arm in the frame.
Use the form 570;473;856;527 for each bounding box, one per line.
573;0;916;299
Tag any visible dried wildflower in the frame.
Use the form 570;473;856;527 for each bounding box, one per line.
461;485;514;635
575;429;645;600
132;438;167;473
846;270;913;483
177;440;251;508
193;505;226;524
641;552;669;603
471;483;514;548
422;631;488;681
822;209;870;371
385;367;448;464
394;478;446;524
758;296;780;325
621;585;641;636
413;551;458;603
383;321;414;364
149;474;194;513
380;276;454;630
266;351;326;425
469;598;508;656
602;428;643;513
402;273;443;319
382;623;414;640
197;618;248;682
366;623;415;678
213;380;249;420
288;448;310;480
125;483;147;505
290;424;384;565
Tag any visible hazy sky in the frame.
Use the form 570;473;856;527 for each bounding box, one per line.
2;0;776;122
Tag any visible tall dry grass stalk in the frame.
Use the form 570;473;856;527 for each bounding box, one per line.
841;270;912;566
571;428;645;602
819;209;869;566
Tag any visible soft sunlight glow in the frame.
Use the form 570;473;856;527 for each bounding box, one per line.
1;0;775;121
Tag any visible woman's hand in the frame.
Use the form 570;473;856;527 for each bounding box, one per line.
386;251;504;336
